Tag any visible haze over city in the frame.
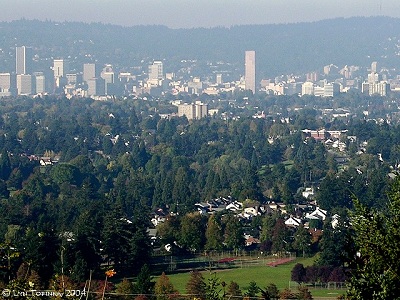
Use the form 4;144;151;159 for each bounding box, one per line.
0;0;399;28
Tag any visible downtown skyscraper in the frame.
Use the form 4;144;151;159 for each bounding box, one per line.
245;50;256;94
16;46;32;75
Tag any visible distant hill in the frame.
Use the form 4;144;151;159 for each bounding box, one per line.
1;17;399;77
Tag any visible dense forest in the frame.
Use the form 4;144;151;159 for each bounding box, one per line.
1;17;400;76
0;93;399;297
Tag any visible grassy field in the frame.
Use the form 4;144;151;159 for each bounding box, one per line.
158;257;346;299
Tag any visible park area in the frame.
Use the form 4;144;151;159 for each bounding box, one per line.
154;254;346;299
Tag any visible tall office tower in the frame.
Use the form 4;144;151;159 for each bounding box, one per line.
53;59;69;78
16;46;32;75
101;71;115;95
83;63;100;82
87;78;105;96
101;71;114;85
33;72;46;94
148;61;163;80
0;73;11;91
16;74;32;95
245;50;256;94
194;101;208;119
177;103;196;120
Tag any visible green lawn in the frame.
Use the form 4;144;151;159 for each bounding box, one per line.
158;257;346;299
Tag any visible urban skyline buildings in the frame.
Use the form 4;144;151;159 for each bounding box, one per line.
245;50;256;94
1;44;393;98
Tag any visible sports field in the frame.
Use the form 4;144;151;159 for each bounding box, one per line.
160;257;345;299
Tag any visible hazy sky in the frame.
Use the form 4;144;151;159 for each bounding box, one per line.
1;0;399;28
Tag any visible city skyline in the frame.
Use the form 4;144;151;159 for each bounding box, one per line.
0;0;399;29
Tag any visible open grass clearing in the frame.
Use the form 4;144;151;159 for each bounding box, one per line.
157;257;345;299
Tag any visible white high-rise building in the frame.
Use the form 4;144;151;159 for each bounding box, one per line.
245;50;256;94
101;71;115;95
0;73;11;91
301;82;314;96
194;101;208;119
83;63;100;82
17;74;32;95
177;102;208;120
148;61;163;80
16;46;32;75
0;73;12;96
33;72;46;94
53;59;69;78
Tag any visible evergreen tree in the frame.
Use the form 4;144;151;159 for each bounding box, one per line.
346;178;400;299
0;150;11;181
205;272;222;300
101;205;132;269
135;264;154;296
226;281;241;298
317;220;351;268
186;270;206;300
293;224;312;258
245;281;260;298
154;272;178;300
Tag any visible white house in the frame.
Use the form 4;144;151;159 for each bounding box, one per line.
285;216;302;227
306;207;327;221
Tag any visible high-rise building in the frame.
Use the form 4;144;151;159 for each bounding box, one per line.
148;61;163;80
53;59;69;78
177;103;196;120
16;46;32;75
33;72;46;94
53;59;69;90
363;81;389;96
16;74;32;95
194;101;208;119
101;71;115;95
301;81;314;96
87;77;105;96
83;63;100;82
0;73;11;91
245;50;256;94
323;83;340;97
177;101;208;120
